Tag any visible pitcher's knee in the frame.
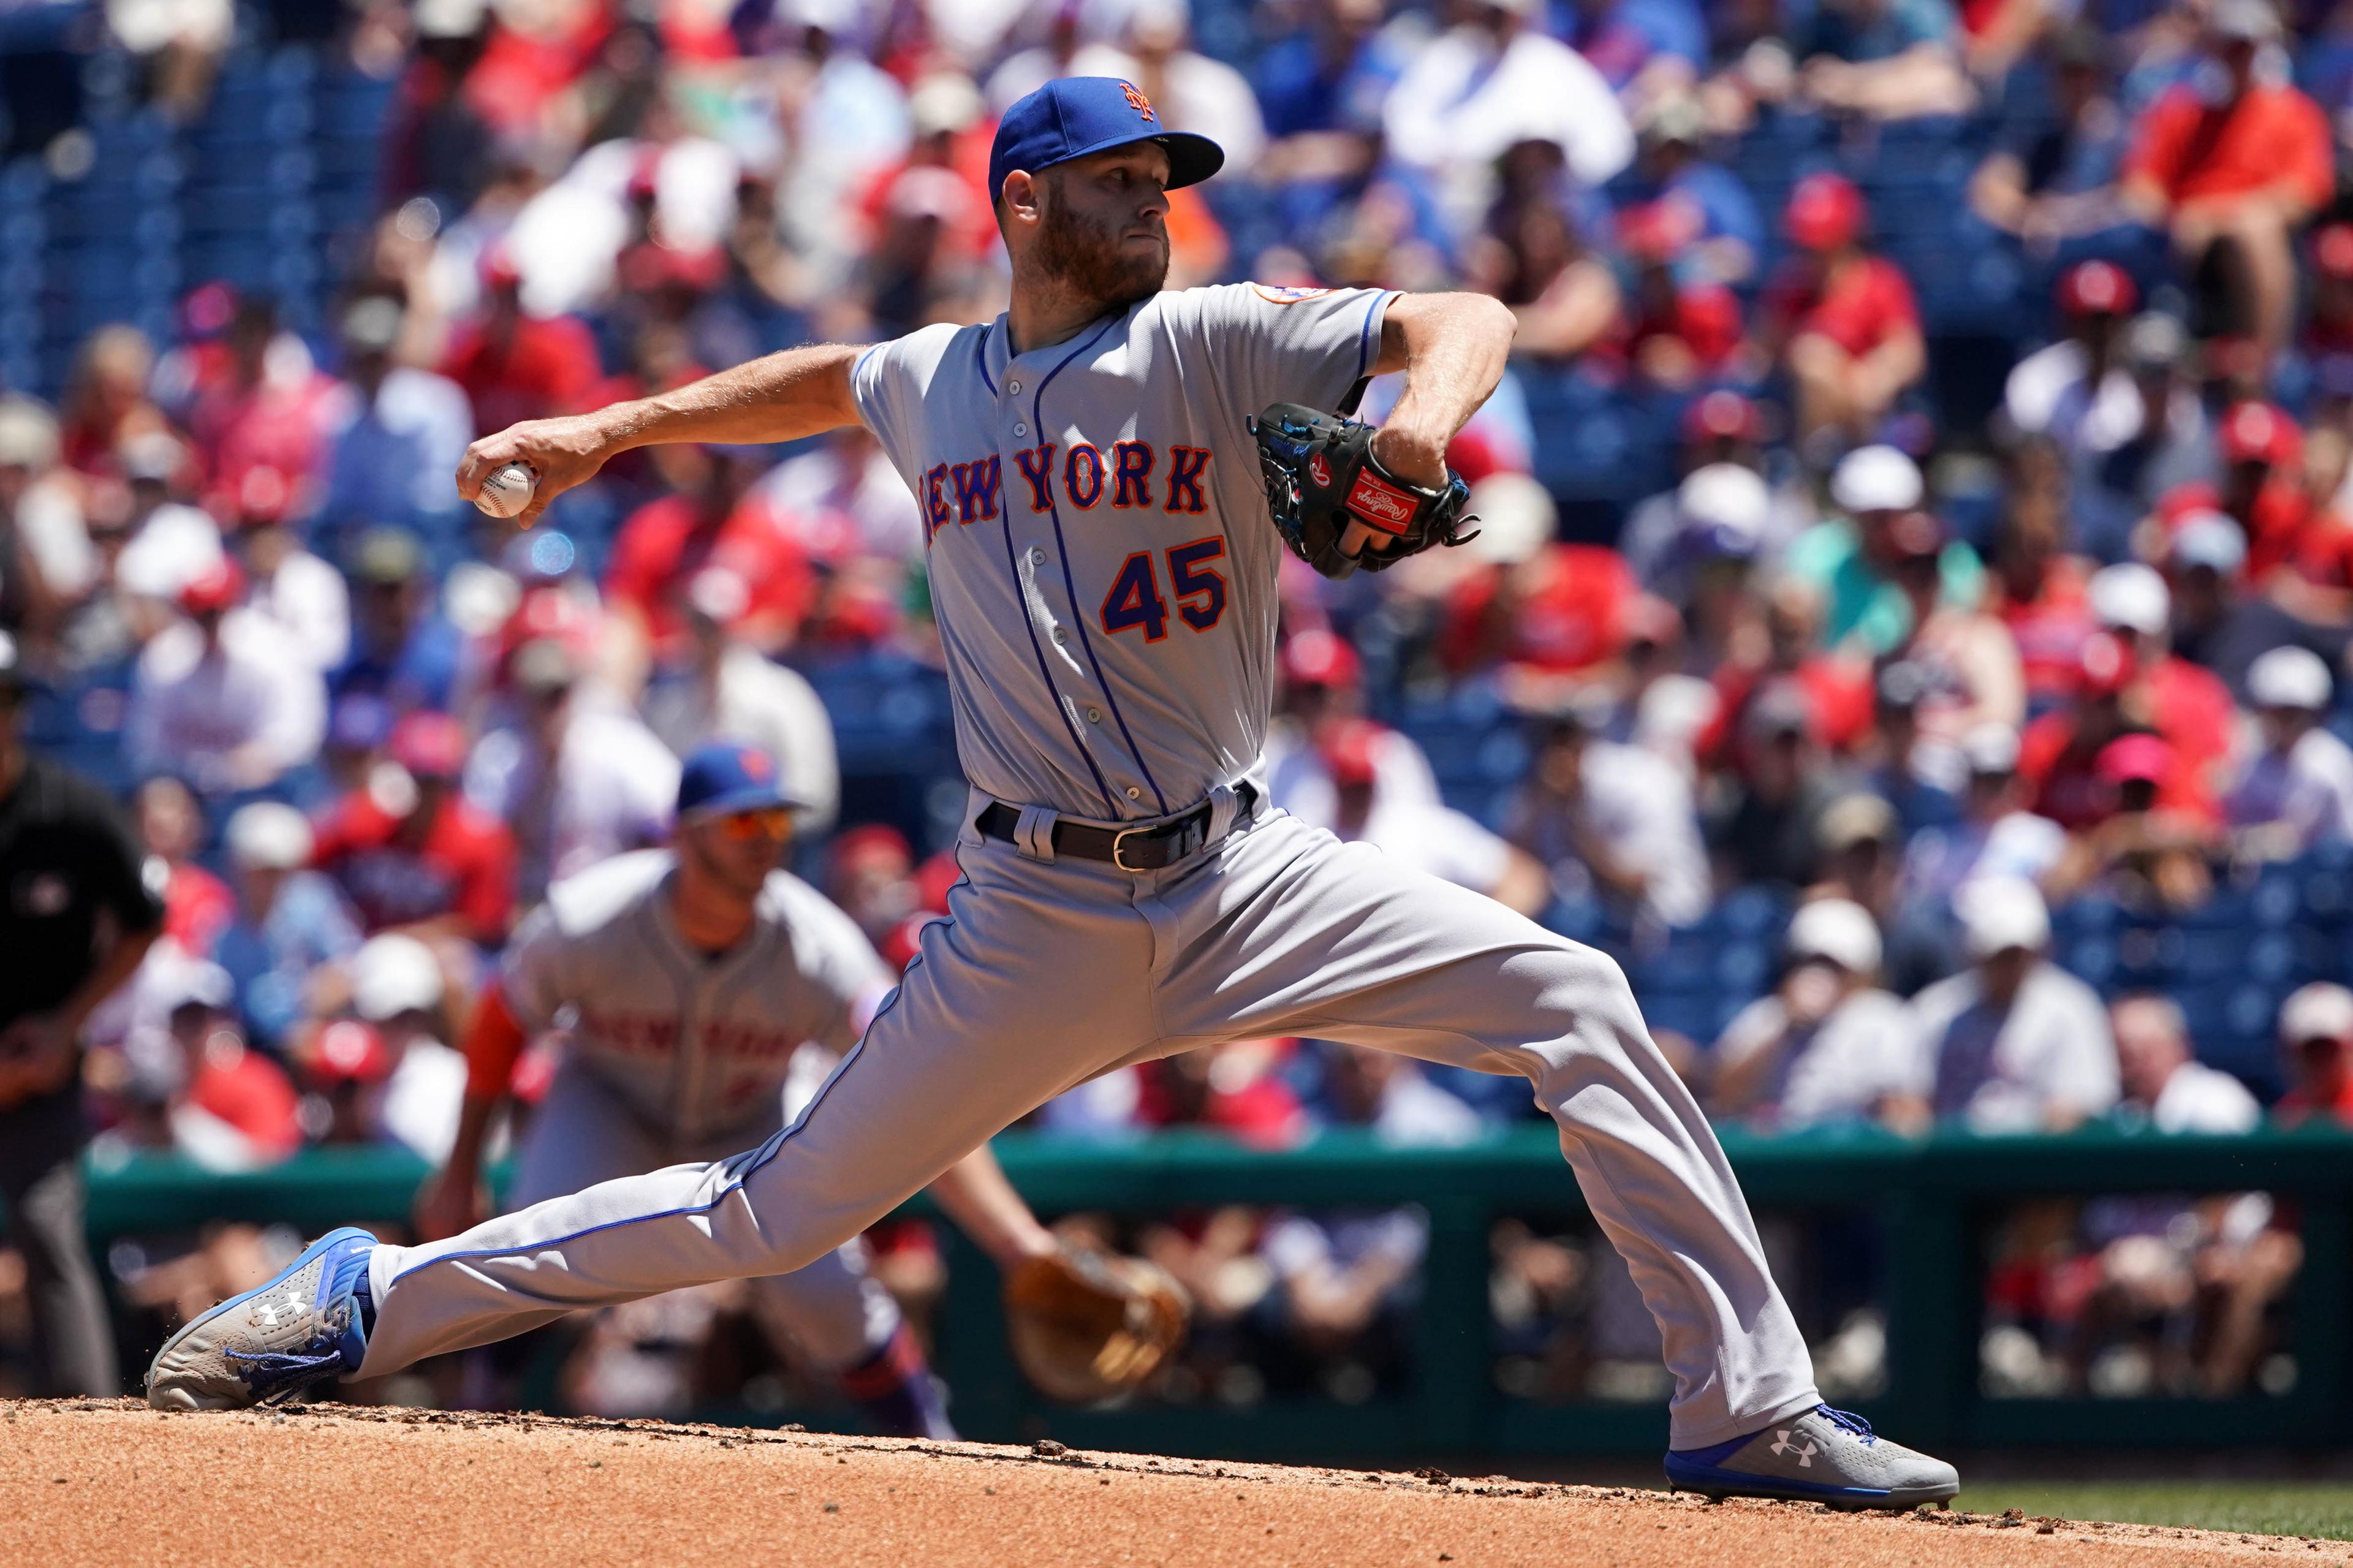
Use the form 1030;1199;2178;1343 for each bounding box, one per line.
1511;939;1648;1046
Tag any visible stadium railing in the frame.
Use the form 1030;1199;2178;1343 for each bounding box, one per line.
69;1123;2353;1461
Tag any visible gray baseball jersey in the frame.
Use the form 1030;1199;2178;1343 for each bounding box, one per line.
502;849;890;1145
494;847;904;1374
851;282;1391;819
363;284;1826;1452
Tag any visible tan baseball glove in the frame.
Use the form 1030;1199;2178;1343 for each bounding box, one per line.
1003;1246;1189;1404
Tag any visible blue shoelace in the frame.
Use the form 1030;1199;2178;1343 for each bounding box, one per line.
225;1344;350;1404
1819;1405;1876;1444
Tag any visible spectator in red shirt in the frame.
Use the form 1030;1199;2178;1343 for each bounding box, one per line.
1702;576;1877;765
164;969;304;1168
1134;1038;1310;1151
1603;197;1744;388
179;297;335;504
2275;982;2353;1127
1984;489;2094;706
58;324;172;477
137;775;233;959
2120;0;2333;366
2307;224;2353;376
1439;528;1637;702
825;824;931;974
2020;622;2222;833
2154;403;2336;588
2084;562;2235;808
439;249;601;437
1758;173;1925;447
310;711;517;947
605;444;817;665
853;73;996;268
2043;730;2216;911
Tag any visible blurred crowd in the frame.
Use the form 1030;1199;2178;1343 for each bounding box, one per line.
6;0;2353;1414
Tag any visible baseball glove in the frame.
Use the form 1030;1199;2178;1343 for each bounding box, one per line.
1003;1247;1189;1404
1252;401;1477;579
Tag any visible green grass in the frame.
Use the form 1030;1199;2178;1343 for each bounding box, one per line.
1949;1480;2353;1541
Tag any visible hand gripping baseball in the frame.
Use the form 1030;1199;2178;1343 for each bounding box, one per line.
455;414;616;530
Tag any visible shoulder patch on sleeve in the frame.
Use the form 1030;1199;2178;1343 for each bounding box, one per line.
1250;284;1333;305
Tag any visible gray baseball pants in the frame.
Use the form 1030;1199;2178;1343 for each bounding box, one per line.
506;1062;901;1373
363;801;1821;1447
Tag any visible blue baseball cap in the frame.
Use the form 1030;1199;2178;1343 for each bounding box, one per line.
987;77;1222;211
676;741;807;819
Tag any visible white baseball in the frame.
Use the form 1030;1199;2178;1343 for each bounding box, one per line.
474;462;537;520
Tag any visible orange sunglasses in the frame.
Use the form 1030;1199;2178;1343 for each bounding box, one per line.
713;806;795;841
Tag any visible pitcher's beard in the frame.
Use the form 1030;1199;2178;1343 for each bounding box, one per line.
1034;197;1169;311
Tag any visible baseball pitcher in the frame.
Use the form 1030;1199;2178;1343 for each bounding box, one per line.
149;76;1955;1509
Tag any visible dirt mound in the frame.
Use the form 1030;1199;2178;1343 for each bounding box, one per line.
1;1399;2328;1567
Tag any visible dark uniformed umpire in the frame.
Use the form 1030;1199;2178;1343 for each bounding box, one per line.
0;631;164;1393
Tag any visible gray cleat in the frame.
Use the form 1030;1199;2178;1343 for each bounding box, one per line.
146;1227;376;1411
1664;1405;1960;1511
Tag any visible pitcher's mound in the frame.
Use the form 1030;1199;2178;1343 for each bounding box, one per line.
0;1399;2307;1567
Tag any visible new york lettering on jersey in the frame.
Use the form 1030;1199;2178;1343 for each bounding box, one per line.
852;281;1396;820
502;850;887;1137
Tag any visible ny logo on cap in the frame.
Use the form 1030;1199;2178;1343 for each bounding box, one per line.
1121;81;1157;123
740;748;773;781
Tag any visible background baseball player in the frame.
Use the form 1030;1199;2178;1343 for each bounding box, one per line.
150;76;1956;1510
409;738;1182;1433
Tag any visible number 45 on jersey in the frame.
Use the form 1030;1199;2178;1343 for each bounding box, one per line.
1099;538;1227;643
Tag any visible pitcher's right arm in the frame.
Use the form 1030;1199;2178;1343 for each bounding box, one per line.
455;343;866;527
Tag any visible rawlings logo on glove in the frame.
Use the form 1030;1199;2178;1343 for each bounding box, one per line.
1251;401;1478;578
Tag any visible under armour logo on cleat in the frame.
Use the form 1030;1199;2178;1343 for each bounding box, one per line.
1769;1431;1819;1467
252;1295;306;1329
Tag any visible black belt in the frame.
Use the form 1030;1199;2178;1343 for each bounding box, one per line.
977;783;1258;871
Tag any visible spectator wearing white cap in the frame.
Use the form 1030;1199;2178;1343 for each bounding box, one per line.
124;558;329;795
2164;509;2353;704
1900;721;2066;913
338;933;468;1164
1898;876;2119;1134
113;429;226;610
2083;559;2236;810
2276;982;2353;1127
1619;396;1813;599
148;958;303;1173
1787;445;1985;656
2225;645;2353;857
1709;898;1919;1128
1632;465;1776;651
640;569;841;833
211;803;363;1052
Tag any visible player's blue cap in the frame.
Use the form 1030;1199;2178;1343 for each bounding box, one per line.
987;77;1222;210
676;741;808;819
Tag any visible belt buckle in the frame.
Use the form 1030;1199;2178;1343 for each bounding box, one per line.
1110;823;1153;873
